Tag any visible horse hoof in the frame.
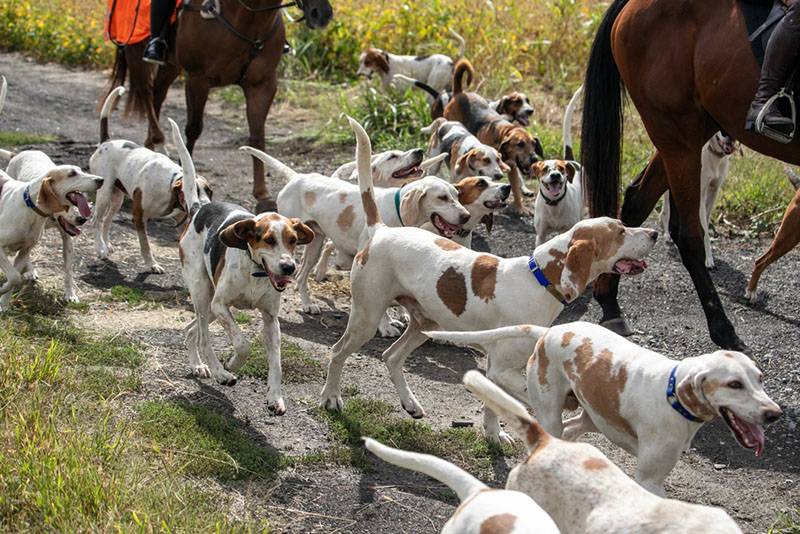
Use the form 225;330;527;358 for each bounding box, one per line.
601;317;634;337
255;197;278;214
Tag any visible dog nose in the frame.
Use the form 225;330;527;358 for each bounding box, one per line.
500;184;511;196
458;213;471;225
493;173;504;181
94;178;104;187
76;216;88;225
648;229;659;242
413;149;424;158
762;408;782;424
279;261;296;276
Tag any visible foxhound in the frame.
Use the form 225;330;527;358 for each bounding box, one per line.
174;120;314;414
423;118;510;182
331;148;447;188
242;145;469;337
443;61;544;214
660;132;739;268
532;159;583;247
364;437;559;533
433;322;781;496
90;87;213;273
319;117;657;444
463;371;743;533
0;156;102;311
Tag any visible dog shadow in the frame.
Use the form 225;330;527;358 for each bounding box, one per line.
81;258;184;293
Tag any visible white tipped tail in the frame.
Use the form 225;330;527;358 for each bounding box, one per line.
99;86;125;143
168;118;200;216
420;152;448;174
0;149;16;160
239;146;298;184
449;28;466;56
424;325;548;348
562;85;582;161
421;117;447;136
348;117;382;239
364;437;486;502
0;76;7;118
463;370;547;449
784;165;800;191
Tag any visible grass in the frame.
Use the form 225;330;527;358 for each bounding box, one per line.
238;339;323;384
770;511;800;534
105;285;146;306
0;131;56;145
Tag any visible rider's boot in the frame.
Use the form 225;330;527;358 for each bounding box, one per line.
745;2;800;141
143;0;173;65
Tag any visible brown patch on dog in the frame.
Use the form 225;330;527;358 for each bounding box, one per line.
471;255;499;302
540;248;566;288
213;254;225;285
583;457;610;471
723;352;735;358
132;188;145;231
676;379;717;420
436;267;467;316
355;243;370;266
362;48;390;73
37;177;68;214
561;331;576;348
289;218;315;246
304;191;317;206
455;175;486;206
572;220;625;263
339;192;348;204
362;190;379;226
336;205;356;230
479;513;516;534
532;338;550;386
434;238;463;251
525;423;550;463
570;338;635;437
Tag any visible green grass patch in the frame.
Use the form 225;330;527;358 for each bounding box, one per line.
238;339;323;384
79;367;142;399
105;285;146;306
0;131;56;146
234;311;253;325
770;510;800;534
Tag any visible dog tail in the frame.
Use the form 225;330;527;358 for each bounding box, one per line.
424;324;548;348
421;117;447;136
0;75;7;118
99;86;126;143
168;118;201;217
784;165;800;191
0;149;16;160
449;28;466;57
348;116;383;239
363;437;486;502
563;85;583;162
238;146;298;185
420;152;448;174
392;74;441;102
463;370;549;451
452;59;474;96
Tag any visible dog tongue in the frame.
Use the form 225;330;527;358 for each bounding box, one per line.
67;192;92;218
614;259;647;275
730;411;766;457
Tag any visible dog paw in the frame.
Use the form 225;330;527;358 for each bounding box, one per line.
745;288;759;304
214;370;238;386
320;394;343;412
268;398;287;416
488;431;515;446
401;399;426;419
65;293;80;304
302;303;321;315
192;364;212;379
705;257;715;269
23;270;39;282
148;263;165;274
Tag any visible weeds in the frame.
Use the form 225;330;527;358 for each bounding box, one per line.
0;131;56;146
770;510;800;534
238;339;323;384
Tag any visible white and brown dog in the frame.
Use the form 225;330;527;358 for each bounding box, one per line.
434;322;781;496
90;87;213;273
358;32;464;95
242;145;469;334
319;117;658;445
331;148;448;188
660;131;739;268
174;120;314;414
463;371;743;533
532;159;582;247
364;437;559;534
0;155;102;311
423;118;510;182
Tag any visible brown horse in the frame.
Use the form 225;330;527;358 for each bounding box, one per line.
106;0;332;212
581;0;800;351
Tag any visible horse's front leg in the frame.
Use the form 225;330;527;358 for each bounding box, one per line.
184;75;210;155
243;74;278;213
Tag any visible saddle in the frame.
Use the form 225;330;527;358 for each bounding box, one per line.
740;0;798;142
104;0;182;46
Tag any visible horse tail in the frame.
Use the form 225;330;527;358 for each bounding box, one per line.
452;59;474;96
102;46;149;118
581;0;629;218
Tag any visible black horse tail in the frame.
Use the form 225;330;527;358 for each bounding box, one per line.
101;46;150;118
581;0;629;218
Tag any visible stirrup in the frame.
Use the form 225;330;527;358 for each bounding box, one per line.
754;88;796;144
200;0;221;19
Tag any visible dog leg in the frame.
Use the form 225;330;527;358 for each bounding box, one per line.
660;191;672;243
15;248;37;282
507;167;532;215
132;193;163;274
183;318;208;378
260;310;286;415
313;240;335;282
211;298;250;372
60;231;79;303
382;319;429;418
699;195;714;269
635;442;680;497
0;249;22;311
100;189;125;258
561;411;598;441
484;364;531;445
296;232;325;314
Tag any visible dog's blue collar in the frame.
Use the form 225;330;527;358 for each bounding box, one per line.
23;185;47;217
394;188;403;226
666;366;702;423
528;256;567;305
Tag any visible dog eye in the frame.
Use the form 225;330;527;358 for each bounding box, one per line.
478;180;487;189
728;381;743;389
265;236;276;246
438;195;448;201
68;170;77;177
517;141;525;148
387;154;397;160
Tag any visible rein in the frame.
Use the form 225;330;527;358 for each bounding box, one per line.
234;0;300;13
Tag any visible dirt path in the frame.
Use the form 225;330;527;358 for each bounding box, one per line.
0;52;798;532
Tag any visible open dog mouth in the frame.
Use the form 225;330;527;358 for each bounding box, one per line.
431;213;462;238
484;199;508;210
516;114;531;127
392;162;424;179
66;191;92;218
262;260;293;292
720;407;765;457
57;215;81;237
612;259;648;275
542;180;564;198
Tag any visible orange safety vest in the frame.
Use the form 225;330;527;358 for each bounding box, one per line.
105;0;181;46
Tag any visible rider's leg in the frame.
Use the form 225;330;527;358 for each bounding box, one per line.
745;1;800;136
143;0;173;65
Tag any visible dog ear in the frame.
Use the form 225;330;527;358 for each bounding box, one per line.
497;150;511;173
453;149;477;178
533;137;545;159
560;239;595;302
37;176;66;214
564;161;577;183
291;218;315;245
676;370;717;420
376;51;390;73
219;219;256;250
399;184;427;225
481;213;494;234
495;95;510;115
170;178;184;209
530;161;548;179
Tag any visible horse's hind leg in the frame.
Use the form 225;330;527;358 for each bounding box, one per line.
184;75;210;155
594;154;668;336
243;74;278;213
